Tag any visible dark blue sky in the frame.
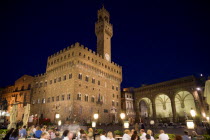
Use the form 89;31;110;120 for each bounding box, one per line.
0;0;209;88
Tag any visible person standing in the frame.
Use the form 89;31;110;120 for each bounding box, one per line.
35;126;43;138
131;131;139;140
159;130;169;140
182;131;190;140
19;126;27;138
87;128;93;140
9;129;19;140
146;130;154;140
140;129;146;140
122;130;131;140
52;132;62;140
100;131;106;140
106;131;115;140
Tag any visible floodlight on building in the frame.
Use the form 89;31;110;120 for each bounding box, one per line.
207;117;210;122
196;87;201;91
202;113;206;118
120;113;126;120
190;108;196;117
93;113;99;120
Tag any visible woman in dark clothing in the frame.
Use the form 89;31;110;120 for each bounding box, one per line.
62;130;70;139
3;128;14;140
131;131;139;140
9;129;19;140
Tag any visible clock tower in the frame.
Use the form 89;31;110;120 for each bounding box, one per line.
95;6;113;61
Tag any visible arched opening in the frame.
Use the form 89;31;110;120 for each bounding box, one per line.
155;94;172;122
139;98;153;121
175;91;196;122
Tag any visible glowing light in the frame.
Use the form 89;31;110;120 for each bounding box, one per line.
93;113;99;120
190;108;196;117
196;87;201;91
150;120;155;125
207;117;210;122
120;113;126;120
55;114;60;119
202;113;206;118
92;121;96;127
186;120;194;129
124;121;129;128
58;120;62;126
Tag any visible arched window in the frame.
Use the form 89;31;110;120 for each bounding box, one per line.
85;95;88;102
78;73;82;80
91;96;95;102
92;78;95;84
85;76;89;82
112;100;115;106
67;94;71;100
77;93;81;100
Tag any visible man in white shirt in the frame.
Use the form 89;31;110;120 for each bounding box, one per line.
159;130;169;140
140;129;146;140
122;130;131;140
100;131;107;140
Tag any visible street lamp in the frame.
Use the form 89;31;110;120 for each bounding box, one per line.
93;113;99;120
55;114;60;119
190;108;196;118
58;120;62;126
92;121;96;128
120;113;126;120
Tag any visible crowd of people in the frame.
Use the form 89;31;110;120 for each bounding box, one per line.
2;124;204;140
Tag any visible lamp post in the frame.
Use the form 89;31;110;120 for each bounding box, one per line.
190;108;196;131
150;120;155;135
93;113;99;129
120;112;127;130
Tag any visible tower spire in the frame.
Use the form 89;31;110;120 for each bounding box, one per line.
95;6;113;62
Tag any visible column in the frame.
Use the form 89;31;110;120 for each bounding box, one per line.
152;101;156;121
171;98;177;122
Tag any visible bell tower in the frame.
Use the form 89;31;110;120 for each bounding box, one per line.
95;6;113;62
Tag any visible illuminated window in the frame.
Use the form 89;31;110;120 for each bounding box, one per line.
42;98;45;104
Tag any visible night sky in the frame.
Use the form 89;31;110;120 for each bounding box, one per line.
0;0;210;88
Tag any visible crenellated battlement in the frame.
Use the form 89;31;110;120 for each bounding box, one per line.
47;42;121;69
